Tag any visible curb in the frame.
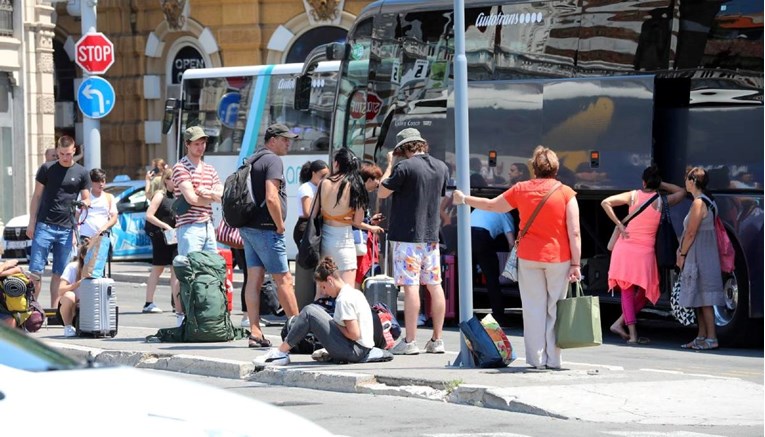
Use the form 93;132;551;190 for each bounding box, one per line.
49;342;566;418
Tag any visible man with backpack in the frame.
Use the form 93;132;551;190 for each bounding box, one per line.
237;123;300;348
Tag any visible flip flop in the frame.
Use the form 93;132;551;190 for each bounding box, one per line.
626;337;650;345
248;335;272;348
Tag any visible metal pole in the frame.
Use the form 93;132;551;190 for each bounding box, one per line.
81;0;101;169
451;0;474;368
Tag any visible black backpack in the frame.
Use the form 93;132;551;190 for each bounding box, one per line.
222;152;266;228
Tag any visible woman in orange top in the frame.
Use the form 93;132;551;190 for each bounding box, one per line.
453;146;581;370
312;148;383;285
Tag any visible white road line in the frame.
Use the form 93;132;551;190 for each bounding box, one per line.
603;431;729;437
639;368;741;381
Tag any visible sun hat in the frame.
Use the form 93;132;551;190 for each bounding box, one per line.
184;126;208;142
393;128;425;152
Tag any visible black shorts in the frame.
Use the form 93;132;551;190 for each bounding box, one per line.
150;234;178;266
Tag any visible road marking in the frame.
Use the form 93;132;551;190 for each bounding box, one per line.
639;368;741;381
603;432;729;437
425;434;532;437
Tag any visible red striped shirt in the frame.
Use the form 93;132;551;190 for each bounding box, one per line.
172;156;221;227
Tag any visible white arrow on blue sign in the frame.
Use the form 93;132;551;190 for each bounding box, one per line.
77;76;116;119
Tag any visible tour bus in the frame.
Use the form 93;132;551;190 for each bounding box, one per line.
165;61;340;259
294;0;764;344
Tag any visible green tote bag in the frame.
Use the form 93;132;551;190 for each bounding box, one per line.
555;281;603;349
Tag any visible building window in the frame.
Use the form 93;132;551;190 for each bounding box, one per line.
0;0;13;38
285;26;347;63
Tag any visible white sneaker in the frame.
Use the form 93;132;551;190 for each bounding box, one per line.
253;347;290;366
240;315;250;328
424;338;445;354
311;348;332;362
142;303;163;313
390;339;420;355
176;313;185;327
63;325;77;338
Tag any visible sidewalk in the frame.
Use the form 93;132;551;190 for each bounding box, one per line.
38;262;764;427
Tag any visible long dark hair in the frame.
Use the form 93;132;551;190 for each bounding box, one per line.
330;148;368;210
299;160;328;184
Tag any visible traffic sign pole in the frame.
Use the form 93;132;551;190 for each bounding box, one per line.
81;1;101;169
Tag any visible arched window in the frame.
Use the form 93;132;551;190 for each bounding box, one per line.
285;26;347;63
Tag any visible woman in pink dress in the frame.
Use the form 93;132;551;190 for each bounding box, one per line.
601;166;685;344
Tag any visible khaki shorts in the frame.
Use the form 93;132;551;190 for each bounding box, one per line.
391;241;442;286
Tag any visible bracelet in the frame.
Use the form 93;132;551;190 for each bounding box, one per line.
680;253;686;257
570;264;580;267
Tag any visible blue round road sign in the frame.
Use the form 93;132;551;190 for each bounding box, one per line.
217;92;241;129
77;77;116;119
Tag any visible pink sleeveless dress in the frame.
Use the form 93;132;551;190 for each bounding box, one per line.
607;190;661;304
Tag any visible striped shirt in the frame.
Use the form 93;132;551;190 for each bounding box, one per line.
172;156;221;227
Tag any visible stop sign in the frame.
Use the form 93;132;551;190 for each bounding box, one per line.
75;32;115;75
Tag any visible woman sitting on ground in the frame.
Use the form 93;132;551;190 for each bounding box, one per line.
253;256;393;366
57;244;89;337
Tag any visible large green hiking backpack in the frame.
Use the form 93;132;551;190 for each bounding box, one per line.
149;251;248;342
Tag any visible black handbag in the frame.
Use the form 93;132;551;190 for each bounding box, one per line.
297;183;323;270
655;194;679;269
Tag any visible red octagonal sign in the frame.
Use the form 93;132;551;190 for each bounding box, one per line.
75;32;115;75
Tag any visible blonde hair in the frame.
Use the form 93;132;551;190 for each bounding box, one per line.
148;168;173;199
529;145;559;179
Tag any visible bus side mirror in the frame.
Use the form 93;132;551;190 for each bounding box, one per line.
294;75;312;111
162;98;180;134
326;42;346;61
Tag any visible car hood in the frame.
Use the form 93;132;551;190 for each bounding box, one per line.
0;365;333;436
4;215;29;228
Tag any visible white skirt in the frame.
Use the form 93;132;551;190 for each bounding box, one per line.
321;224;357;271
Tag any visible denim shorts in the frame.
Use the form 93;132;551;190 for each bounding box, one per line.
239;227;289;274
29;222;74;276
177;222;217;256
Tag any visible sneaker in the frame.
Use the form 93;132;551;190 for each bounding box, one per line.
63;325;77;338
424;338;445;354
240;315;250;328
390;339;420;355
311;348;332;362
253;348;290;366
142;303;163;313
176;313;185;327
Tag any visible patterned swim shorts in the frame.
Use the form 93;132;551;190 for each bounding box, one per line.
391;241;442;286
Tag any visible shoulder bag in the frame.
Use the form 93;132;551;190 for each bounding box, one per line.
555;281;603;349
215;219;244;249
501;182;562;282
297;181;324;270
700;196;735;273
655;194;679;269
606;191;659;251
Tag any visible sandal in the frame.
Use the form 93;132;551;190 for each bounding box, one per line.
248;335;272;348
626;337;650;345
691;337;719;351
681;336;705;349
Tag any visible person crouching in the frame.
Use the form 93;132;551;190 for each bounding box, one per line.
253;256;393;365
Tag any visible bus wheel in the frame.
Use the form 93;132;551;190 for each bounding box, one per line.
714;248;751;346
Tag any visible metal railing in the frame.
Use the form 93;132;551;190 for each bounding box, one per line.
0;0;13;38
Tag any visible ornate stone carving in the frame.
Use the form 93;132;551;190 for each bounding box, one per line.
36;28;55;52
160;0;186;31
304;0;343;23
38;53;54;73
38;95;55;114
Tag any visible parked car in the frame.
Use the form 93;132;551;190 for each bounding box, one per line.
0;177;152;262
0;325;333;436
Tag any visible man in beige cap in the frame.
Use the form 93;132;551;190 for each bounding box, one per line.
378;127;449;355
238;123;300;347
171;126;223;260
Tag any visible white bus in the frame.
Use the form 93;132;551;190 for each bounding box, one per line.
165;61;340;258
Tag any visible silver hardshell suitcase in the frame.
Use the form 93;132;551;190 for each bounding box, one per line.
77;277;118;337
362;237;399;315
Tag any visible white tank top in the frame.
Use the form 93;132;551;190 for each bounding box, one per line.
80;192;115;238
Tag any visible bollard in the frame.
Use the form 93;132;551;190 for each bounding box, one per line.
217;249;234;312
